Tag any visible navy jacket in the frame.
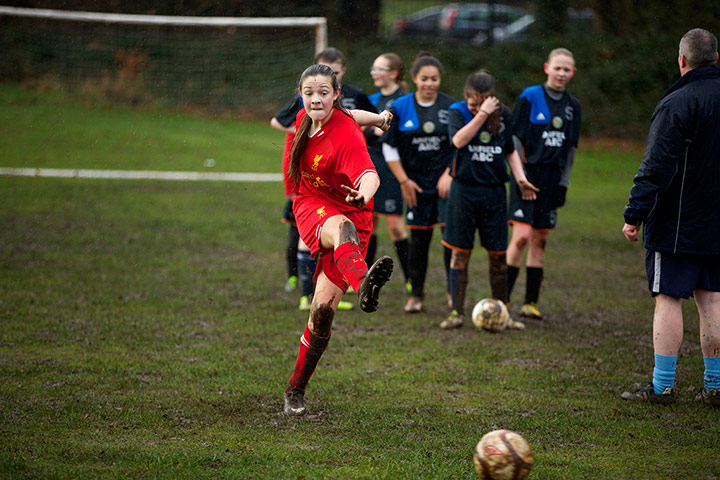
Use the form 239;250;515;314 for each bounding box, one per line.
624;64;720;255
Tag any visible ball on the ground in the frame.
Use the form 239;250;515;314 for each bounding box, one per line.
471;298;509;332
473;429;533;480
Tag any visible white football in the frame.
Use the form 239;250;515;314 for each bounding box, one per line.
473;429;533;479
471;298;509;332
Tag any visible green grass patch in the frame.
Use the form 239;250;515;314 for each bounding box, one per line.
1;84;718;479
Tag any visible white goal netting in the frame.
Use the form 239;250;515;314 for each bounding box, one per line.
0;6;327;115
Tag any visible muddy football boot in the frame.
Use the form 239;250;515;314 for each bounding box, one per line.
284;389;306;416
358;256;393;313
404;296;424;313
440;310;464;329
620;382;675;404
695;388;720;407
520;302;543;319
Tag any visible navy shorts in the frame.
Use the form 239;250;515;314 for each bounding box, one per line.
281;198;296;225
508;164;562;230
406;189;446;228
442;182;507;252
371;151;403;216
645;250;720;298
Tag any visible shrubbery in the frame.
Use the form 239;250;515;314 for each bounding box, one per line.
336;28;686;139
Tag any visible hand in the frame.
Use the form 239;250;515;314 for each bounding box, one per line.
341;184;368;208
551;185;567;208
622;223;640;242
479;96;499;116
517;179;539;201
377;110;393;131
399;178;422;209
437;170;452;199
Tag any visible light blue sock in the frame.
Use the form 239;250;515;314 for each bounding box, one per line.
652;353;677;394
703;357;720;391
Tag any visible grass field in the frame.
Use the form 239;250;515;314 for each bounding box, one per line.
1;83;719;479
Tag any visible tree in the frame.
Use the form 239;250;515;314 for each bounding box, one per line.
533;0;569;34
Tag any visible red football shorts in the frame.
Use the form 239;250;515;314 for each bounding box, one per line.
293;194;372;291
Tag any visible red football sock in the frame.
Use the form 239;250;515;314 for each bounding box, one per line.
333;242;369;292
286;326;330;394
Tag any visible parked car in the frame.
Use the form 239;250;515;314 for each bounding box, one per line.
390;3;529;45
390;3;594;46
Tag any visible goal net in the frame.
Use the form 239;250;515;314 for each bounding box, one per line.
0;6;327;115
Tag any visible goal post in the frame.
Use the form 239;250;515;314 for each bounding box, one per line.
0;6;328;114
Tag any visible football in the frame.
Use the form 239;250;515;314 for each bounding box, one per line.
473;429;533;480
471;298;509;332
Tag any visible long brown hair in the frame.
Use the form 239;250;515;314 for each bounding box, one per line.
464;70;502;138
287;64;343;186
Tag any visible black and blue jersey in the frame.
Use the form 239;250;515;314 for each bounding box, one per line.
511;84;581;168
448;102;515;186
340;83;376;113
367;87;404;150
368;87;405;215
384;92;456;191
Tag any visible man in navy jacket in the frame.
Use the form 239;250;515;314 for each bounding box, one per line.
621;28;720;406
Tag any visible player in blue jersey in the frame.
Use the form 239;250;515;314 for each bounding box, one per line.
365;52;411;292
506;48;581;320
383;52;456;314
440;70;538;329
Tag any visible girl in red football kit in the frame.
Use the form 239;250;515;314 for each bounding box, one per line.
283;64;394;416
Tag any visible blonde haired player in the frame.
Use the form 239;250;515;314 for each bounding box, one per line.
506;48;581;319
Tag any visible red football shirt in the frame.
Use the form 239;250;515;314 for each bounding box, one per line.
295;108;377;212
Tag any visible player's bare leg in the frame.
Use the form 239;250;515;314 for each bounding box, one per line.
621;293;681;404
284;273;342;416
520;229;549;319
694;289;720;406
652;294;684;356
322;215;393;313
506;222;531;268
506;222;530;304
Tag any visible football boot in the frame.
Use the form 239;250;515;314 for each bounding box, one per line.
620;382;675;404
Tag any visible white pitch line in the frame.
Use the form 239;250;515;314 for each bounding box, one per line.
0;168;283;182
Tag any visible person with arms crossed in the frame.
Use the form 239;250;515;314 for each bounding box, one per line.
621;28;720;406
283;64;394;416
506;48;581;320
383;51;456;314
365;52;411;292
440;70;538;329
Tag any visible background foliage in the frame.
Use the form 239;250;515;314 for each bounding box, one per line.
2;1;720;137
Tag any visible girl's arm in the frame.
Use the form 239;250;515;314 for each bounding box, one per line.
350;109;393;131
437;167;453;199
270;117;295;134
452;97;499;149
341;173;380;208
506;150;539;200
383;143;422;209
